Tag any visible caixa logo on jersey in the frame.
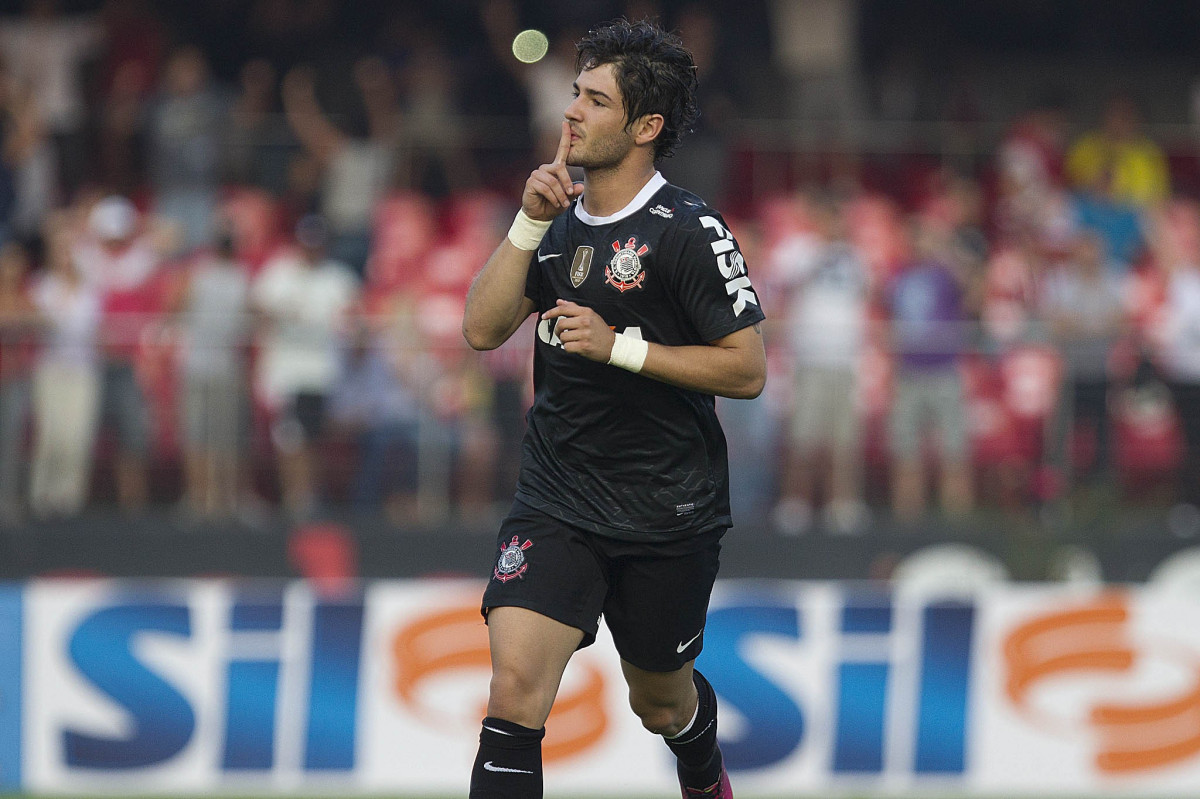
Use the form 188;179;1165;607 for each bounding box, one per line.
538;318;644;351
51;587;363;775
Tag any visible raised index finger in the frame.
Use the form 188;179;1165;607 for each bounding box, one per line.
553;119;572;165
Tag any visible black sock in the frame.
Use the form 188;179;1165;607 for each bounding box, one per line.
469;716;545;799
664;669;723;789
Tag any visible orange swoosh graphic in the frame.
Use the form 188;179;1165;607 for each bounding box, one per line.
391;601;609;764
1004;593;1132;706
1093;674;1200;773
1003;592;1200;773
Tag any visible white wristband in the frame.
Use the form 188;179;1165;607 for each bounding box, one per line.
607;333;649;373
507;209;553;251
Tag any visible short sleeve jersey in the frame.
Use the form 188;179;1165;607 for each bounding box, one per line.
517;172;765;542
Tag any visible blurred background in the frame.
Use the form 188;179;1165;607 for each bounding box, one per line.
0;0;1199;587
5;1;1200;798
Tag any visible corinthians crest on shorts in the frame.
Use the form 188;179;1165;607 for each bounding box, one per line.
494;535;533;582
605;236;649;292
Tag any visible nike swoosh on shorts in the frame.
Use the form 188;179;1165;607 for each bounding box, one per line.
677;629;704;653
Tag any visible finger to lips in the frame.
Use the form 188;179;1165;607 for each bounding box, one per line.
553;119;571;165
553;120;575;198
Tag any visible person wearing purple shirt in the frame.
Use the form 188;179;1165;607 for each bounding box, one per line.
886;218;977;523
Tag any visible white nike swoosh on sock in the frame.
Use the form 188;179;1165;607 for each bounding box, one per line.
482;725;515;736
484;760;535;774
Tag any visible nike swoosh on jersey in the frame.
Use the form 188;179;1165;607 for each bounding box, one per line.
677;629;704;653
537;252;562;262
484;761;535;774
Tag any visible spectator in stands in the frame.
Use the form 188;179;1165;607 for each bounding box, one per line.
664;3;738;205
1067;94;1170;211
1157;239;1200;516
95;56;145;197
0;0;104;194
327;319;421;521
886;215;975;523
0;62;57;245
0;240;38;524
225;58;293;195
146;45;229;253
770;196;871;535
72;194;175;515
93;0;163;194
480;1;576;161
252;214;360;520
175;225;251;520
994;95;1069;242
1041;231;1128;485
29;223;100;519
281;59;399;277
1067;94;1168;265
395;33;480;196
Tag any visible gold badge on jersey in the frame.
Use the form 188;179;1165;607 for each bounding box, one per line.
570;246;593;288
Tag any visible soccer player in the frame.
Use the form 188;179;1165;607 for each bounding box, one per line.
462;19;765;799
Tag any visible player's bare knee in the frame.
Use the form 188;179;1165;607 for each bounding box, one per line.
629;694;690;736
489;666;538;704
487;668;554;725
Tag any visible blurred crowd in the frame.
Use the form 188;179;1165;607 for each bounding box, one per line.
0;0;1198;538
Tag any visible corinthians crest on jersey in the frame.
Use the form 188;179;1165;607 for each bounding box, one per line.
493;535;533;582
605;236;649;292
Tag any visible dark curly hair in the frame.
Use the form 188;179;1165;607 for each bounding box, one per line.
575;18;700;162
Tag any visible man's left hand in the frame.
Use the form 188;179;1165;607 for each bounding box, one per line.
542;299;616;362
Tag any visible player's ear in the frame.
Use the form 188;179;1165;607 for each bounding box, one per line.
632;113;665;147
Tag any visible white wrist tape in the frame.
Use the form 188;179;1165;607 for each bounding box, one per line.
607;333;648;373
507;209;553;251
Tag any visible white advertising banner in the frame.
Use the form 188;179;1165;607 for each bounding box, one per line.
12;578;1200;795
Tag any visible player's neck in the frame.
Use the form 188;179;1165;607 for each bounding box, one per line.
580;157;658;218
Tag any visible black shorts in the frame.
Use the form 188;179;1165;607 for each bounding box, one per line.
480;499;724;672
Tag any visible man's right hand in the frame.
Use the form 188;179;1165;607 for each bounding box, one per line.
522;120;582;221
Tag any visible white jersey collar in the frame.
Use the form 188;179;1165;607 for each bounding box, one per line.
573;172;667;226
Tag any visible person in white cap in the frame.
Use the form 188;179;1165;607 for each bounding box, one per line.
71;194;176;513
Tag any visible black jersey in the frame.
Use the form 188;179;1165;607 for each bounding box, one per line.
515;173;765;542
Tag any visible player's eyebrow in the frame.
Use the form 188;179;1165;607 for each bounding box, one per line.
572;82;615;104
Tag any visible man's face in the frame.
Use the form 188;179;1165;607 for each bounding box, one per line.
564;63;636;170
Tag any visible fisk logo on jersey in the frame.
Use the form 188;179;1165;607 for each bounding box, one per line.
605;237;648;293
700;216;758;316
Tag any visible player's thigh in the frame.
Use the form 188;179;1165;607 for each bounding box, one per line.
485;606;584;727
603;530;723;673
481;501;610;649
